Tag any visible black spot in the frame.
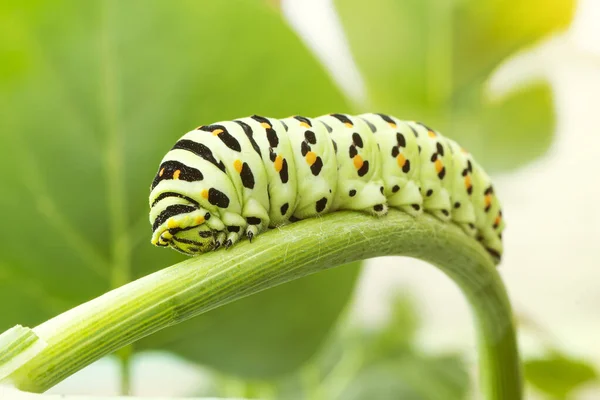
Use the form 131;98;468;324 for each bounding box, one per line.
436;142;444;156
462;168;469;177
396;133;406;147
392;185;400;193
426;189;433;197
269;149;277;162
380;186;384;194
430;153;438;162
402;160;411;173
485;186;494;195
315;197;328;213
467;186;473;195
330;113;353;126
485;204;492;212
409;125;419;137
468;160;473;172
289;216;300;222
332;140;338;153
234;120;262;157
360;117;377;132
172;139;226;173
441;209;449;216
352;132;363;148
208;188;230;208
486;247;502;260
204;212;211;220
454;202;461;208
349;189;357;197
438;167;446;180
468;223;475;229
305;130;317;144
376;113;395;125
493;221;499;229
199;125;241;152
301;141;310;156
152;160;204;190
418;145;422;153
373;204;384;212
311;157;324;176
151;191;199;208
240;162;255;189
320;120;333;133
152;204;197;232
280;202;289;215
280;159;289;183
417;121;435;132
227;226;240;233
198;231;213;238
281;120;288;131
349;145;358;158
391;146;399;158
266;128;279;148
357;160;369;177
246;216;261;225
293;115;312;127
412;204;420;211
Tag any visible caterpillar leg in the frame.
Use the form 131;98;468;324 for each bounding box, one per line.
335;180;388;216
385;178;423;217
421;182;452;222
452;201;477;237
241;198;271;243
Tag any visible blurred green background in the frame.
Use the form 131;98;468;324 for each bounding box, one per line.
1;0;598;398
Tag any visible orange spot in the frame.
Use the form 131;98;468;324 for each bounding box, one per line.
428;130;437;138
305;151;317;166
300;122;311;129
274;155;283;172
388;122;397;128
494;215;501;226
173;170;181;180
464;175;472;189
159;168;165;177
212;128;223;136
233;159;243;173
167;219;178;229
201;189;209;199
260;122;271;129
461;147;469;154
396;154;406;168
344;122;353;128
353;155;364;170
434;159;443;173
485;194;492;207
194;215;205;225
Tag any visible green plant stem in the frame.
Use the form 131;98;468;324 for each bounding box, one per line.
4;210;521;399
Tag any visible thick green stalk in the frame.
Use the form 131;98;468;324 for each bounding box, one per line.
3;210;521;399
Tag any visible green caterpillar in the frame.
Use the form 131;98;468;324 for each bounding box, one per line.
149;113;504;260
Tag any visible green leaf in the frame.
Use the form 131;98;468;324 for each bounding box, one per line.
334;0;575;170
0;0;356;378
340;355;469;400
525;355;598;399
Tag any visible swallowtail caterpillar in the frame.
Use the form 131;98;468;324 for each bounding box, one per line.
149;113;504;260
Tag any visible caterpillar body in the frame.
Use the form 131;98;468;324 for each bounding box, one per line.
150;113;504;260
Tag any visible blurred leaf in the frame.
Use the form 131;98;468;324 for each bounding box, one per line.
525;354;598;399
335;0;575;171
0;0;356;378
340;355;469;400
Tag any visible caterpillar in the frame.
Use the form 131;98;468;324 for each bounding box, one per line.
149;113;504;260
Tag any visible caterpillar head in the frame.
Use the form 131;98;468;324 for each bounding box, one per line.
151;209;217;256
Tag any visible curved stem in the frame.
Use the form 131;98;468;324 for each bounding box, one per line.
3;210;521;399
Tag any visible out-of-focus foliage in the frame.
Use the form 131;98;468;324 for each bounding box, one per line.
246;295;469;400
335;0;576;171
0;0;359;378
525;354;598;399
